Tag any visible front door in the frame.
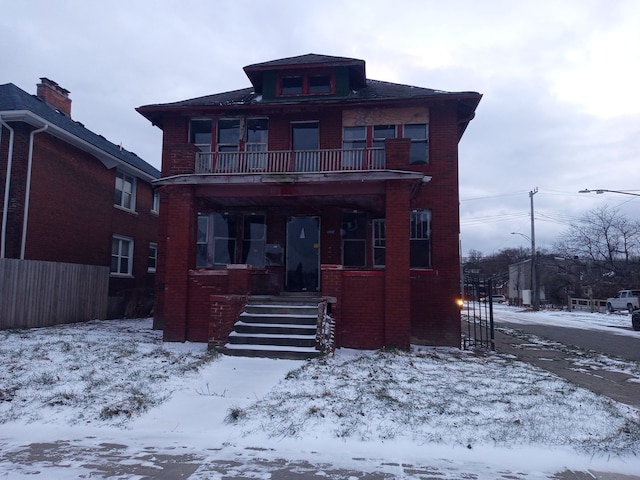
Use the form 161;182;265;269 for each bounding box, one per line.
286;216;320;292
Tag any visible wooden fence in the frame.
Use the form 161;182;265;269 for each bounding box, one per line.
0;258;109;329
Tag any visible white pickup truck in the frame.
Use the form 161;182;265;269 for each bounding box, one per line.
606;289;640;313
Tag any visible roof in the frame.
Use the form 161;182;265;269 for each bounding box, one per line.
138;80;481;138
0;83;160;180
141;79;470;107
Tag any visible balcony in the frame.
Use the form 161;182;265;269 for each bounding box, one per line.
195;148;386;174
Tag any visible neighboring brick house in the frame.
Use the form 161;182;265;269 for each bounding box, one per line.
0;78;160;318
137;54;481;350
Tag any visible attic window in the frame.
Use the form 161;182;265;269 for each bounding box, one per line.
281;76;303;95
309;75;331;93
278;72;334;96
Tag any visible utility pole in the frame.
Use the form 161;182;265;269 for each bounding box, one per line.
530;187;539;311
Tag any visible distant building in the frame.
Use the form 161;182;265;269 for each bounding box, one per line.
138;54;481;351
0;78;160;318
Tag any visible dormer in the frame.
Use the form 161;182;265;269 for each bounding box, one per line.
243;53;367;100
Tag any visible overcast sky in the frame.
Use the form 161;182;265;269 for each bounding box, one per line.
2;0;639;256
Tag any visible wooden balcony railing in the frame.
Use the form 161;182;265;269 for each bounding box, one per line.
195;148;386;174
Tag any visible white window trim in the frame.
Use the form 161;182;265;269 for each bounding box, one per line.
115;171;137;212
148;242;157;273
111;235;134;277
151;191;160;214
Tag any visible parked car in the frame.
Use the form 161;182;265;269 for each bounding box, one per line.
481;294;507;304
605;289;640;313
632;310;640;331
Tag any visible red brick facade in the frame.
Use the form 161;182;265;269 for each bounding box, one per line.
138;54;481;348
1;80;160;318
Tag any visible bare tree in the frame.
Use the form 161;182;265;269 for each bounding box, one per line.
555;205;640;294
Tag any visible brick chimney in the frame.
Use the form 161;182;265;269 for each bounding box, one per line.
37;78;72;117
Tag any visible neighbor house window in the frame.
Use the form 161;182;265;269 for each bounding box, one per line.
373;218;386;267
410;210;431;268
148;243;157;273
404;123;428;165
151;191;159;214
114;171;136;211
190;119;212;151
111;235;133;276
342;211;367;267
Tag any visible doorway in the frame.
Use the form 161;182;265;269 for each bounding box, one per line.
286;216;320;292
292;122;319;171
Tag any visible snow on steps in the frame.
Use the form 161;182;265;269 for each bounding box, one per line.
220;295;322;360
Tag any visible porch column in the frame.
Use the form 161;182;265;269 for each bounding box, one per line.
384;180;412;349
160;185;196;342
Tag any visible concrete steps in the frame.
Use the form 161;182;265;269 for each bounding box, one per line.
220;295;321;360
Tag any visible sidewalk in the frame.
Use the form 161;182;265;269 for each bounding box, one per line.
494;324;640;410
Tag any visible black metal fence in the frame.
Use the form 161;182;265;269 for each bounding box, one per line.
461;274;495;350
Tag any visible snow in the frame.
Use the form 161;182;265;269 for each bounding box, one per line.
0;309;639;478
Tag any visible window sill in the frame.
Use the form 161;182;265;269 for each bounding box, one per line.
113;205;138;215
110;273;134;278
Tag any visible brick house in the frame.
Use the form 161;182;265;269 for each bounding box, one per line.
0;78;160;318
137;54;481;352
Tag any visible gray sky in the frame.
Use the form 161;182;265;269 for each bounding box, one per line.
2;0;639;256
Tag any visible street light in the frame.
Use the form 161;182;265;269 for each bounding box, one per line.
579;189;640;197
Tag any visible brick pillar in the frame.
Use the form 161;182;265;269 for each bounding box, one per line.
385;137;411;169
384;181;411;349
161;185;196;342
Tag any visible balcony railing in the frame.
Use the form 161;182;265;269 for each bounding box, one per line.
195;148;385;174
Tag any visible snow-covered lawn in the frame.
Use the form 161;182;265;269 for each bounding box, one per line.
0;311;639;478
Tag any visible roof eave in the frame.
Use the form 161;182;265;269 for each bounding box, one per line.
0;110;158;182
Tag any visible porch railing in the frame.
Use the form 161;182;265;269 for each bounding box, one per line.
195;148;385;174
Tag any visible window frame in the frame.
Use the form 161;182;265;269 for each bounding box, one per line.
410;209;432;269
114;170;136;212
189;118;213;152
403;123;429;165
111;235;134;277
151;191;160;214
148;242;157;273
341;211;367;267
277;71;335;97
372;218;386;268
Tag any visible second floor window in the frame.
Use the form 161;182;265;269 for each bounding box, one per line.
151;191;160;214
114;171;135;211
190;119;212;151
404;123;429;165
217;118;241;153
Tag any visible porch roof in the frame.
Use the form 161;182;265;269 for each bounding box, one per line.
155;170;430;213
